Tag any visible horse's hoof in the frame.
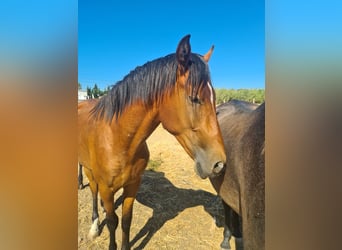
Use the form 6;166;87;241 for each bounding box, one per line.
87;232;99;241
220;240;231;250
87;218;100;240
221;246;231;250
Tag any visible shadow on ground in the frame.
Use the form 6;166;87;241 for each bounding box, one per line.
113;170;224;249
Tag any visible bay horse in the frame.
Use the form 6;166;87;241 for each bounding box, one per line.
78;35;226;250
210;99;265;250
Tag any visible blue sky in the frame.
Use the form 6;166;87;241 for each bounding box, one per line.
79;1;264;90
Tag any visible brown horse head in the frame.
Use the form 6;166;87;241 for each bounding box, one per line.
159;35;226;178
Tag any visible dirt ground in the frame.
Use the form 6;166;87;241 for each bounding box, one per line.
78;125;237;249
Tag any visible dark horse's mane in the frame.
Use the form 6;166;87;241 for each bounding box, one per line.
90;53;211;123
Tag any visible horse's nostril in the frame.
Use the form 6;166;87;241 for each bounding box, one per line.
213;161;225;174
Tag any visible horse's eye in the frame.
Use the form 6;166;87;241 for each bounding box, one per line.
189;96;202;104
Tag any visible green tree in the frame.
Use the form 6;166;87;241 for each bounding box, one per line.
86;86;92;99
92;84;100;98
78;82;82;90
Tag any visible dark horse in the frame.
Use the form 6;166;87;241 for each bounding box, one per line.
78;35;226;250
210;99;265;250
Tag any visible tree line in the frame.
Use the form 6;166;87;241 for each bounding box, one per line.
79;83;264;104
215;88;265;104
78;83;110;99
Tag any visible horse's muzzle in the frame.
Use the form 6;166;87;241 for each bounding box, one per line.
195;161;225;179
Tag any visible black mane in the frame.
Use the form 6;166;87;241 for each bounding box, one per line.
91;53;211;123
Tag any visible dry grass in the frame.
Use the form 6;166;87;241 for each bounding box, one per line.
146;157;163;172
78;125;237;249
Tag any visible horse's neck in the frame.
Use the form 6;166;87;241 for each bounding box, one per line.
112;104;160;156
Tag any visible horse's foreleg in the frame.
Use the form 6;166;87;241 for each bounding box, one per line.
78;163;84;189
121;179;141;250
229;208;243;250
100;198;106;214
220;201;244;250
220;201;233;250
221;224;232;250
88;184;100;240
230;207;242;238
99;184;118;250
83;167;100;240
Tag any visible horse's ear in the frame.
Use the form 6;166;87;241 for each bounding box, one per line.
203;45;214;62
176;34;191;72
